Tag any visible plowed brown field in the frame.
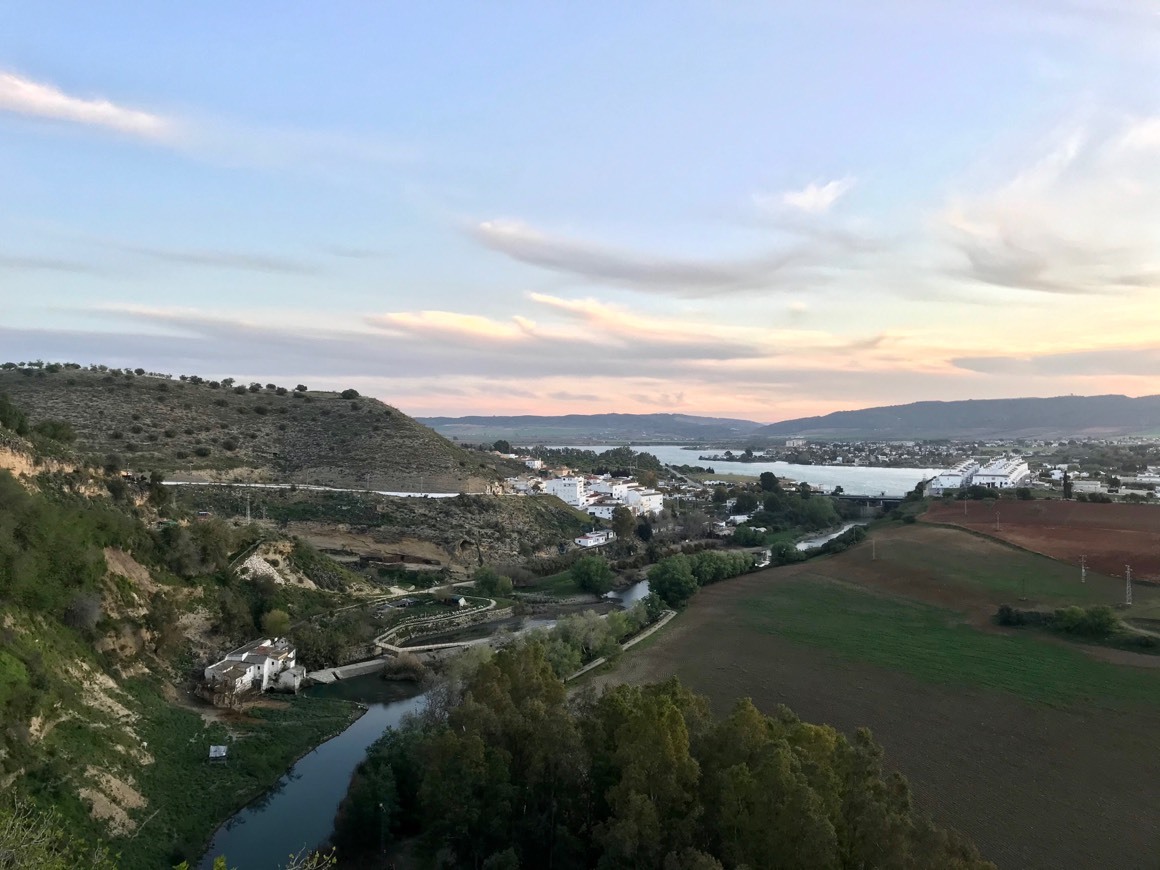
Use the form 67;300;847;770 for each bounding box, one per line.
592;524;1160;869
924;499;1160;580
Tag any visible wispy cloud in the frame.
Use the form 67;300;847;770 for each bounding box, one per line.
0;69;412;172
941;116;1160;295
0;253;106;275
764;177;856;214
471;219;824;297
953;344;1160;377
119;244;319;275
0;71;175;140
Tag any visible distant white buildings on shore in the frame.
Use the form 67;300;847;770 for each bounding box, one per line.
974;457;1032;489
929;456;1031;495
928;460;981;496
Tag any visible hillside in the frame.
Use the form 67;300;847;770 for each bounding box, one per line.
759;394;1160;440
419;412;766;443
0;428;377;868
0;364;522;491
170;485;592;572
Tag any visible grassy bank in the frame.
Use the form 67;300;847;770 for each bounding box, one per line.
116;682;355;869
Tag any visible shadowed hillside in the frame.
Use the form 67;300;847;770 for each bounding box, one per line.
759;394;1160;440
0;363;522;491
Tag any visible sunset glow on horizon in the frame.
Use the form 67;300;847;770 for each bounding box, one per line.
3;3;1159;422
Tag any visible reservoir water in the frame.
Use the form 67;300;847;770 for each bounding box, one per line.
550;444;937;497
198;678;426;870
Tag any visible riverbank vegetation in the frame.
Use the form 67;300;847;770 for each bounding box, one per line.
333;641;991;869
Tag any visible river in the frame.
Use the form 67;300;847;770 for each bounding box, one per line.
549;444;937;497
198;678;426;870
606;579;650;606
794;521;869;551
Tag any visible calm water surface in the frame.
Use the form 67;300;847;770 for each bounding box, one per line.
550;444;937;497
198;677;425;870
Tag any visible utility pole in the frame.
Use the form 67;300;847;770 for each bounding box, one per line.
1080;555;1086;584
871;538;877;561
1126;565;1133;606
245;493;251;524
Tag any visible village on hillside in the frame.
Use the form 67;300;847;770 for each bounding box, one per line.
495;452;666;518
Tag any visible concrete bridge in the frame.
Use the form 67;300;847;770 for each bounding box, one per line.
832;493;905;512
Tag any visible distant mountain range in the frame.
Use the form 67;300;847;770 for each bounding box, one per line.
425;396;1160;444
758;395;1160;440
418;413;767;443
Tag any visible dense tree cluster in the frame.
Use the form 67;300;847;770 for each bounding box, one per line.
539;597;664;677
750;488;843;532
531;446;665;476
334;643;991;869
473;566;514;598
571;554;616;595
649;550;755;609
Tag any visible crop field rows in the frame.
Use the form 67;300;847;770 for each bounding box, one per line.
595;523;1160;869
924;499;1160;582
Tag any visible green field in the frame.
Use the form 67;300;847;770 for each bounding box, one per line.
740;575;1160;709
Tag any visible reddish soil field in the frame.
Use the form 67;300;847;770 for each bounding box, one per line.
924;499;1160;580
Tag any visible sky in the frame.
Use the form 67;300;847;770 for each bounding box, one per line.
2;2;1159;423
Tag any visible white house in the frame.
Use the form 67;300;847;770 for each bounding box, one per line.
973;457;1032;489
575;530;616;548
624;486;663;515
785;438;807;448
544;476;587;508
523;457;544;470
587;498;627;520
589;478;631;500
204;637;302;697
928;460;981;496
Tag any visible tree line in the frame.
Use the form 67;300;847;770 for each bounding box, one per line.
333;641;992;869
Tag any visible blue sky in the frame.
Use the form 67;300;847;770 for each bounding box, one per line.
2;2;1159;420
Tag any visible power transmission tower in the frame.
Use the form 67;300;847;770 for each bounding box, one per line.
1125;565;1133;606
1080;555;1086;584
